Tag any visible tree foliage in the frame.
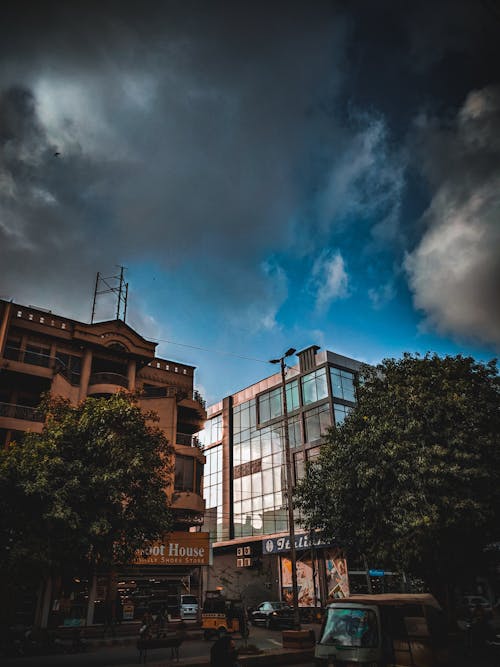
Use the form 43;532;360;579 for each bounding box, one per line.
0;392;174;580
294;353;500;590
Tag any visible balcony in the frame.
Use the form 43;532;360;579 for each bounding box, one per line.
0;402;44;422
176;432;202;448
3;346;52;368
88;372;128;388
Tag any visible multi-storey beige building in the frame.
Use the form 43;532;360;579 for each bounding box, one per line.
0;298;206;627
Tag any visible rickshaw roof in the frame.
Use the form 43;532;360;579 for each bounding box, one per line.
327;593;441;609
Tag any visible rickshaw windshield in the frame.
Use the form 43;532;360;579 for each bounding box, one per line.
320;607;379;648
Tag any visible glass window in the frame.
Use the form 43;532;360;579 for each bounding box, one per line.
175;455;194;492
270;388;281;419
301;368;328;405
202;414;223;445
286;379;300;411
304;403;331;443
263;492;274;509
320;608;378;648
294;451;306;484
233;478;242;502
240;440;251;463
330;367;356;402
334;403;352;425
261;430;272;457
288;414;302;448
258;387;282;423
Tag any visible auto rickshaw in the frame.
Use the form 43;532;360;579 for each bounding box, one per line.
314;593;448;666
202;591;248;640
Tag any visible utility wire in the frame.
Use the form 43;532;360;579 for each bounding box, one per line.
146;336;270;364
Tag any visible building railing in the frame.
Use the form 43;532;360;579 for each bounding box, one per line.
0;402;45;422
176;433;202;448
142;386;178;398
88;372;129;388
3;347;81;386
3;346;52;368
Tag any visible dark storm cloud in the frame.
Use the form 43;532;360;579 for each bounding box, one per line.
0;1;349;319
1;0;498;337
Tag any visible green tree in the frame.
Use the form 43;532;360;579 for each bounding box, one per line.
0;392;174;583
294;353;500;598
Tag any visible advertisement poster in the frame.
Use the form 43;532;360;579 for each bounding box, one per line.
281;556;319;607
324;548;349;599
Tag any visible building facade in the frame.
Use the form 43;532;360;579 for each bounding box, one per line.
200;345;361;611
0;298;207;627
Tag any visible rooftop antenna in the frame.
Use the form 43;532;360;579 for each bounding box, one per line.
91;266;129;323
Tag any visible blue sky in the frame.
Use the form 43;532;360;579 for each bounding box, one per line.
1;1;499;405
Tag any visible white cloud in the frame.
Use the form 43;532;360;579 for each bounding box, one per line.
311;249;350;311
406;86;500;347
368;281;396;310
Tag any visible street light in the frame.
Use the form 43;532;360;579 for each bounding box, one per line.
270;347;301;630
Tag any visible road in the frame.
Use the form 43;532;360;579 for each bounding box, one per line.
1;623;318;667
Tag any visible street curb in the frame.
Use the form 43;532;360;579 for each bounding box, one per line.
120;647;314;667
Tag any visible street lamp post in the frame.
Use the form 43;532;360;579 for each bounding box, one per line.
270;348;301;630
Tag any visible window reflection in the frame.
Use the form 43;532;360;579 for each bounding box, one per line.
304;403;331;443
330;367;356;402
301;368;328;405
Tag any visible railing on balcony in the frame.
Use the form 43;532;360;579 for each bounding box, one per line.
3;346;52;368
88;372;129;388
176;432;202;448
0;402;45;422
3;347;81;385
142;385;178;398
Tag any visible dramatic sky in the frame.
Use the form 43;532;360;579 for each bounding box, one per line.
1;0;499;404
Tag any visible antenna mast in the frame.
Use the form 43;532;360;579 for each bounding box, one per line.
90;266;129;323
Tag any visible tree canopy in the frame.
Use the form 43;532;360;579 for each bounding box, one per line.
0;392;174;580
294;353;500;592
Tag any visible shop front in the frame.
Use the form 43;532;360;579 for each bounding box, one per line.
263;532;349;615
43;532;210;629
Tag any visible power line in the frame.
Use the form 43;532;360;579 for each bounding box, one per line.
147;336;270;364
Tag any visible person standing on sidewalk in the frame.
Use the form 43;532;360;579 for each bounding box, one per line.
210;628;240;667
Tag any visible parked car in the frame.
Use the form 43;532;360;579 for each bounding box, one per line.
250;601;294;629
180;595;199;620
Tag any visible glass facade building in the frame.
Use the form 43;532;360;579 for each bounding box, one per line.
201;347;360;543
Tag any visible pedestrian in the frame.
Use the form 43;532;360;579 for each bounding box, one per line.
155;606;166;638
471;603;488;648
103;600;116;638
114;596;123;625
210;628;239;667
140;609;154;640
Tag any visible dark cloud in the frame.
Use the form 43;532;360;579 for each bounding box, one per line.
0;1;350;319
0;0;498;339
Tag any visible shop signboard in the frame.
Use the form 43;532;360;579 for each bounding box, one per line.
262;532;334;554
135;531;210;566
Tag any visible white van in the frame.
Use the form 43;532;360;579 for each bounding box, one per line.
180;594;198;620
